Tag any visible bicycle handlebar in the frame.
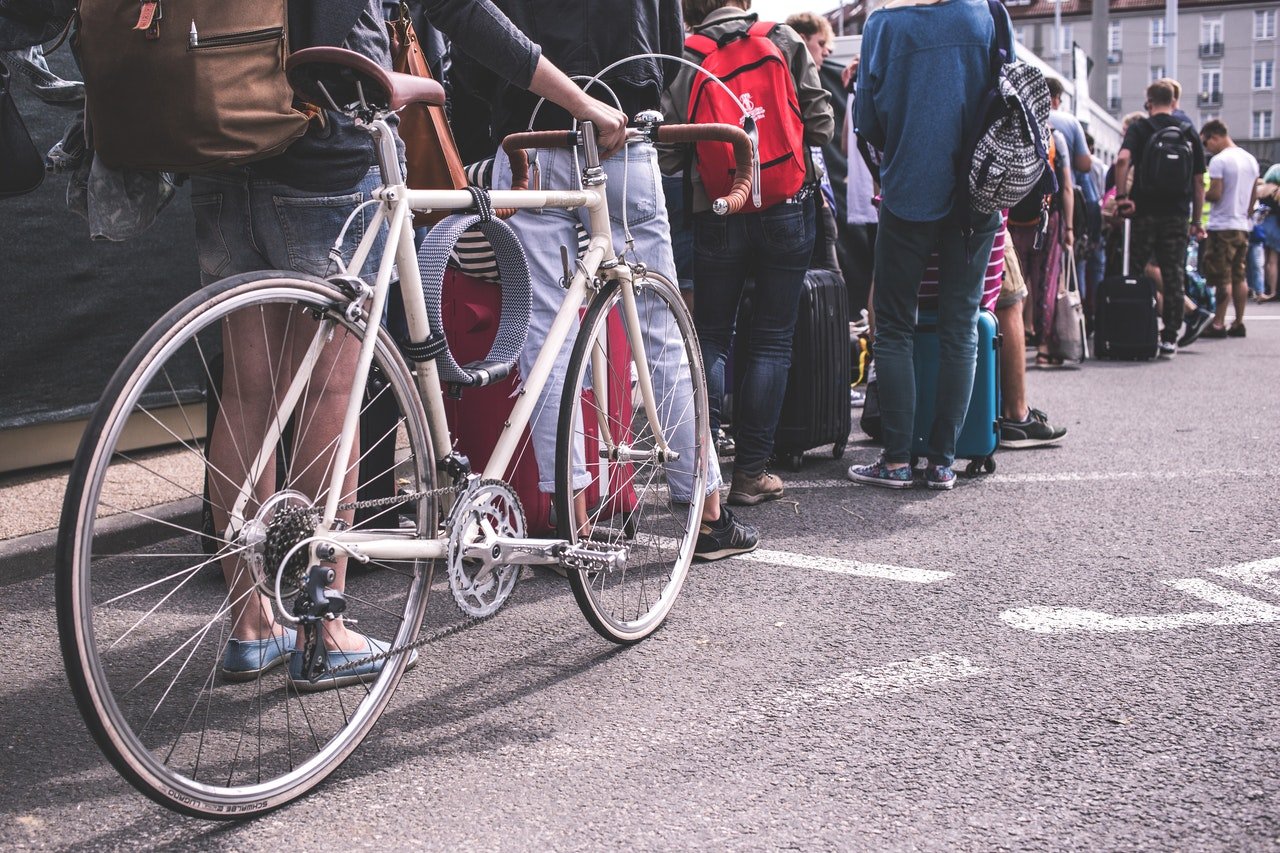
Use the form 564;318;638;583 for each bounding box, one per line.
499;124;755;216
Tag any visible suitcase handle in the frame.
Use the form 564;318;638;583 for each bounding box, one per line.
1122;217;1131;278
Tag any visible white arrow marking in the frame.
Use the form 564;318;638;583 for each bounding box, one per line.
778;653;985;711
734;547;951;584
1001;578;1280;634
1207;557;1280;597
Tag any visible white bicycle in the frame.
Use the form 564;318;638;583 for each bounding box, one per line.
55;47;754;817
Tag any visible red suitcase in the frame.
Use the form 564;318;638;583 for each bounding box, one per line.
441;268;636;534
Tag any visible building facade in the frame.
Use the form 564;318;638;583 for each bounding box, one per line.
826;0;1280;166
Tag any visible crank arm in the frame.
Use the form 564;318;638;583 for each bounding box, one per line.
462;536;569;567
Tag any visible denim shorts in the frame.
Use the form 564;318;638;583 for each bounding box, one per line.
189;167;384;286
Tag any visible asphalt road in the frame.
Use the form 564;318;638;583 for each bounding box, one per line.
3;303;1279;851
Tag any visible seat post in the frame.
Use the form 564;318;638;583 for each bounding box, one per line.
368;118;405;188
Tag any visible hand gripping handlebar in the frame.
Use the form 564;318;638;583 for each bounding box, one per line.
499;123;755;216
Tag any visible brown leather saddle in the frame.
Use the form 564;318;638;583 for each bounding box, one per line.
286;46;444;115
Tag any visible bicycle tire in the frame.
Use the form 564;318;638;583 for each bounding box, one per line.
555;272;709;643
57;271;436;818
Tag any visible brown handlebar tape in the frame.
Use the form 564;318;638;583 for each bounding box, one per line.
497;124;754;216
656;123;753;216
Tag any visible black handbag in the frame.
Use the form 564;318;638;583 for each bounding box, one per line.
0;60;44;198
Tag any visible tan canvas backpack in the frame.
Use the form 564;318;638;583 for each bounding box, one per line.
76;0;313;172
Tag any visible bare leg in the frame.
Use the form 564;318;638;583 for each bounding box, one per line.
997;299;1028;422
1231;274;1248;327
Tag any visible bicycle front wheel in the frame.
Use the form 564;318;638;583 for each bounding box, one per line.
56;272;436;818
556;271;709;644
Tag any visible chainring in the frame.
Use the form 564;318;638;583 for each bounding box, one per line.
445;479;525;617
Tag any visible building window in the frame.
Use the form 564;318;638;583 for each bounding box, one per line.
1256;9;1277;40
1255;59;1275;90
1151;65;1166;83
1107;72;1121;110
1254;110;1274;138
1055;23;1073;54
1150;17;1166;47
1014;25;1026;45
1108;21;1121;52
1200;17;1223;45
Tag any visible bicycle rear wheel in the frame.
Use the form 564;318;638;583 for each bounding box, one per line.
56;272;436;817
556;272;709;644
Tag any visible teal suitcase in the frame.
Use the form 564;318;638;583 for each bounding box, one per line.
910;309;1001;476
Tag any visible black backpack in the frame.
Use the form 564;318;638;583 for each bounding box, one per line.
1138;120;1194;200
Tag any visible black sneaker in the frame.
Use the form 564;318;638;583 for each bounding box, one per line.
1227;323;1246;338
1178;308;1214;347
693;506;759;562
999;407;1067;449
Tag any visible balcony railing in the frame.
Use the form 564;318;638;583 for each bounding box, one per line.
1198;90;1223;107
1198;41;1224;58
1107;96;1123;111
1107;50;1122;64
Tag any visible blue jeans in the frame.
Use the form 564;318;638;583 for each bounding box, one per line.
190;168;384;285
694;197;816;476
494;142;719;501
661;173;695;292
873;206;1000;467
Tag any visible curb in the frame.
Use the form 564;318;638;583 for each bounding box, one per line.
0;498;202;587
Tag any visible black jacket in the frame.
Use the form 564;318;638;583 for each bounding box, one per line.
463;0;683;142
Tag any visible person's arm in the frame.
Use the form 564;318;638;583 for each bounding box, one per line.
781;25;834;146
853;22;884;151
1069;121;1091;174
423;0;626;153
1114;149;1133;215
1191;172;1206;238
1205;177;1223;204
1248;175;1259;218
1060;160;1075;249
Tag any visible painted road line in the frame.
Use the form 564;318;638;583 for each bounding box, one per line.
778;653;985;711
1207;557;1280;597
1000;578;1280;634
735;547;951;584
782;468;1275;492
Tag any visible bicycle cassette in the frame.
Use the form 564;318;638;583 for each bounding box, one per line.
445;479;525;617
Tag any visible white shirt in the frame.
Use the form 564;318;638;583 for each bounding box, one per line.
846;93;879;225
1207;145;1260;232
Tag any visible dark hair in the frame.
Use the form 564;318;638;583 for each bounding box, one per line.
1045;76;1065;100
1084;131;1095;150
1146;80;1175;107
1200;118;1228;139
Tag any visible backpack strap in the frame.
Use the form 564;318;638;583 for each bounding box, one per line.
984;0;1013;69
684;32;717;59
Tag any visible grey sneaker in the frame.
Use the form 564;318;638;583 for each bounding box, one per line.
1157;340;1177;358
693;506;759;561
728;469;784;506
999;407;1067;449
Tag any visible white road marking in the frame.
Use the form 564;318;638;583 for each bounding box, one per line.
784;468;1275;491
735;547;951;584
1000;578;1280;634
1207;557;1280;597
777;653;985;711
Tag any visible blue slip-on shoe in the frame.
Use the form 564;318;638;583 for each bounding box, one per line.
288;634;419;693
846;458;915;489
924;464;956;491
221;628;297;682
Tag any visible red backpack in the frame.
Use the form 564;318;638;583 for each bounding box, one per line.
685;21;807;211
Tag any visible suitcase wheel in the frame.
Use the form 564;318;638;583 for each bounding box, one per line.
783;452;805;472
831;442;846;460
963;457;996;477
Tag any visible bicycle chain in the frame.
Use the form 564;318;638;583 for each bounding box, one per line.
294;481;503;680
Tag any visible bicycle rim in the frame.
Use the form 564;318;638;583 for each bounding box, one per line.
556;273;708;643
56;272;436;818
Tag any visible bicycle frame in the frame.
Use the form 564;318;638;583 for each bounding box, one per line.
226;116;670;571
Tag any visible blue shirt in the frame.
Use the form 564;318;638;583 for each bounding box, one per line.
1049;109;1098;205
854;0;1003;222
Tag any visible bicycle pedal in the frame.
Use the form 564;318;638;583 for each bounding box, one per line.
559;541;629;574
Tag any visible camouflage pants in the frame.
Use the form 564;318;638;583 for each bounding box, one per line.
1132;214;1190;343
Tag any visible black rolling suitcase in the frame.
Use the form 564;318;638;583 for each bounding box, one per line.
772;267;852;470
1095;218;1158;360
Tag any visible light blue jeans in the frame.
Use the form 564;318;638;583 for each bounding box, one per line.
495;141;719;501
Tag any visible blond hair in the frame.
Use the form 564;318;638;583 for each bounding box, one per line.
786;11;834;41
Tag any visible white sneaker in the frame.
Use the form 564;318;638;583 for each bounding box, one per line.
1157;341;1177;358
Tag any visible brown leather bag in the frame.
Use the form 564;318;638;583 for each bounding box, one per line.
387;10;466;226
77;0;312;172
